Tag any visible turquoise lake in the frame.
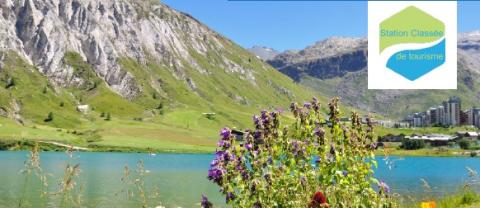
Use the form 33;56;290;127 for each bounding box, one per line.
0;151;479;207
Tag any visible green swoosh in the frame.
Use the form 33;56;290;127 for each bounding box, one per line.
380;6;445;53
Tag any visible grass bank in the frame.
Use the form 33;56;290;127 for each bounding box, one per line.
376;147;476;157
0;116;217;154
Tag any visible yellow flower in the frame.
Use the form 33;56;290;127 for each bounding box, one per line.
421;201;436;208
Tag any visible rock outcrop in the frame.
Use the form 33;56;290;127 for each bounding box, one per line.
0;0;253;99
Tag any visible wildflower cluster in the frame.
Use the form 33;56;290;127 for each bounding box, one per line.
205;97;396;207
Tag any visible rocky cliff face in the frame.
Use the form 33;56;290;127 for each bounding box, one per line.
459;30;480;74
267;37;367;80
257;34;480;118
0;0;254;99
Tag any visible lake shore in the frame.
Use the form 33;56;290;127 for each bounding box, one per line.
376;147;479;157
0;139;214;154
2;139;480;157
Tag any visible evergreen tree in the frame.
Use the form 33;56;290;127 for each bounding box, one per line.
5;77;14;89
44;112;54;122
105;113;111;121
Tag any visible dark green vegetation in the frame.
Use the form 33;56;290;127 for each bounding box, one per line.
400;139;425;150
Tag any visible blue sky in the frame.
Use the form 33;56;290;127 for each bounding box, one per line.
163;1;480;51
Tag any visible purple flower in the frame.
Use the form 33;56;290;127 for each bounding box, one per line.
210;159;219;167
270;111;278;119
201;194;213;208
291;141;298;155
245;143;253;151
304;102;312;109
379;180;391;194
253;130;262;139
215;150;226;160
217;140;231;148
212;150;232;166
266;157;273;165
261;110;268;119
224;151;234;161
220;127;231;140
343;170;348;177
314;127;325;138
241;170;249;180
253;115;261;126
253;201;262;208
226;192;235;202
207;168;224;184
260;111;271;126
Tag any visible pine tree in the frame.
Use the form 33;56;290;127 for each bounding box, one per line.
5;77;14;89
105;113;111;121
44;112;54;122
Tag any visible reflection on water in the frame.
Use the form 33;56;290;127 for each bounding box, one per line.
0;151;479;207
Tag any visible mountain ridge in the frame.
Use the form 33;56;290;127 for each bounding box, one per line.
251;31;480;118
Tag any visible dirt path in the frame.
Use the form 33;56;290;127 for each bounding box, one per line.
38;141;89;151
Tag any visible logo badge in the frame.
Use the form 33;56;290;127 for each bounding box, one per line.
368;2;457;89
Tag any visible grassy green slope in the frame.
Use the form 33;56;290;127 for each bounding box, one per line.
0;52;83;128
0;45;321;152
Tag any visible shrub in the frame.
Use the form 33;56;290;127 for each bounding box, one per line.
400;139;425;150
204;97;395;207
470;151;478;157
458;139;471;150
205;113;215;120
156;102;164;110
5;77;15;89
44;112;54;122
104;113;111;121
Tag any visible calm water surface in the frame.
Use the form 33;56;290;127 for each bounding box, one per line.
0;151;479;207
